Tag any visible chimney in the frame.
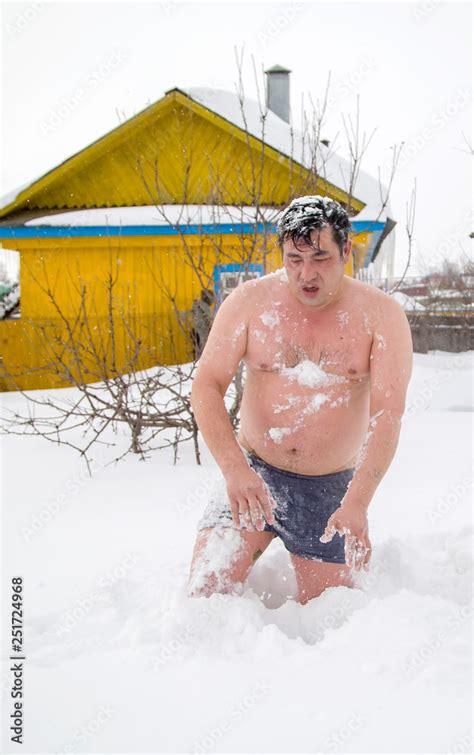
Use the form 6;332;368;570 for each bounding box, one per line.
265;64;291;123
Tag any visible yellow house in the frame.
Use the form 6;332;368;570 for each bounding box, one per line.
0;67;395;391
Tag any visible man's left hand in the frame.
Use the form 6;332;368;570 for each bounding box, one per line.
319;504;372;571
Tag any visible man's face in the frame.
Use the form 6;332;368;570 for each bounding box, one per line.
282;226;351;308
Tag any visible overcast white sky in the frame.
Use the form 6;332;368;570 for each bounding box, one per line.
1;0;472;275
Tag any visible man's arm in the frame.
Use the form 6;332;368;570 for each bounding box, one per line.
190;284;250;475
321;295;413;568
190;282;276;530
342;296;413;511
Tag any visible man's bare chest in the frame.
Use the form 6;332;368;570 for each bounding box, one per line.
244;308;373;380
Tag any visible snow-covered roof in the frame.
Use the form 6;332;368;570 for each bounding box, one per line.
180;86;393;223
23;205;282;227
2;85;393;225
0;175;44;211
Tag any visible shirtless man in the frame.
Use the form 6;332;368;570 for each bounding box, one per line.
187;195;413;604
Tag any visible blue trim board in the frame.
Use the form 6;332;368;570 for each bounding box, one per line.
0;223;272;239
351;220;385;233
0;219;385;240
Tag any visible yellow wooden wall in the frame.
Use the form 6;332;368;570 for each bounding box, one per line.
0;229;358;392
0;232;276;390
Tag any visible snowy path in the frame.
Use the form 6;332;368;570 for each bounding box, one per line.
1;352;472;754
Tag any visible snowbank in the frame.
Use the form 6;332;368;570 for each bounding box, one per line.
1;352;472;753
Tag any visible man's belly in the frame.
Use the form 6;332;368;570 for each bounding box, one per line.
238;371;370;475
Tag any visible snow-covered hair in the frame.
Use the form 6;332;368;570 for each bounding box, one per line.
276;195;352;255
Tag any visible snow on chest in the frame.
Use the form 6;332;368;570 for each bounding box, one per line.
280;359;344;387
266;361;349;444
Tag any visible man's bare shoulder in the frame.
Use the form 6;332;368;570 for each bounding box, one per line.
232;268;287;302
344;276;407;319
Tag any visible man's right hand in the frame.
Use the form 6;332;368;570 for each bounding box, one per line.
225;466;277;531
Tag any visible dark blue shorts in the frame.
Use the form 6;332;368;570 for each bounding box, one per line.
197;450;355;563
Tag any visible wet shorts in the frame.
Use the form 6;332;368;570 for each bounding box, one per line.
196;450;355;563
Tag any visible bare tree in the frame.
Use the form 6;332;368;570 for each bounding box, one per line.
388;179;417;295
0;254;206;471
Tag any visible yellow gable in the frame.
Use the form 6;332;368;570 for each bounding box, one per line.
0;90;365;218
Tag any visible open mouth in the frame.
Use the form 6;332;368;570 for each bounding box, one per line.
302;285;319;296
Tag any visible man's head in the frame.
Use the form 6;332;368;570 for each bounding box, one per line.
276;195;353;308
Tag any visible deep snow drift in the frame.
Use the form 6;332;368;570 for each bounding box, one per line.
1;351;472;754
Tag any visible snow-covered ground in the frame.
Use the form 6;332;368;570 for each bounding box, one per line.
1;352;472;754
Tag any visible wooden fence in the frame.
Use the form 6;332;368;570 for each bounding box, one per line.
406;312;474;353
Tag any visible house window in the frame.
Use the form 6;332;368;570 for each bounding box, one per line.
0;248;20;320
213;263;263;305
